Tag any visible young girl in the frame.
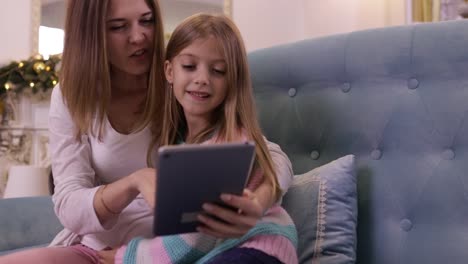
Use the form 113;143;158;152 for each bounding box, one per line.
100;13;298;264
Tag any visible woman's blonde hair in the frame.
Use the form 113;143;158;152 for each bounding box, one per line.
153;13;281;200
60;0;165;139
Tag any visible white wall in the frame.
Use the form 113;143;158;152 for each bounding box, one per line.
304;0;406;38
232;0;306;52
0;0;35;65
233;0;407;51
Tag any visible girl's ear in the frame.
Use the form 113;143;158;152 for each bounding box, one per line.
164;60;174;84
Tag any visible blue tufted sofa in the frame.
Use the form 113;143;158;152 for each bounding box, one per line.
249;20;468;264
0;196;62;256
1;20;468;263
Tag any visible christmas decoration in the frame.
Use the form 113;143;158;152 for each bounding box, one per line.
0;54;60;126
0;54;61;98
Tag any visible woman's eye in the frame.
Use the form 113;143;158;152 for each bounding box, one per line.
140;18;154;25
109;24;125;31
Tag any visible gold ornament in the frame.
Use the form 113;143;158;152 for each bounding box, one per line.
46;66;51;71
33;54;43;60
18;62;24;68
33;62;46;73
4;82;12;90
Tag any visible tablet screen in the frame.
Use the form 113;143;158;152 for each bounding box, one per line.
153;141;255;236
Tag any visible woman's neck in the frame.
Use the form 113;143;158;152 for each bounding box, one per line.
110;68;148;95
106;69;149;134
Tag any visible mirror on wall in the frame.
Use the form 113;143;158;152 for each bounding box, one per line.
160;0;230;40
39;0;231;58
40;0;66;58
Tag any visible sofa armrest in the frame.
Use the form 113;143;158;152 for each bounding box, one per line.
0;196;63;255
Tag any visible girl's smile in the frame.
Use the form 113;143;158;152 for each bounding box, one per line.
187;90;211;101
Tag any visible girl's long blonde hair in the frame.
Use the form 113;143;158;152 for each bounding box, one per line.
152;14;281;200
60;0;166;139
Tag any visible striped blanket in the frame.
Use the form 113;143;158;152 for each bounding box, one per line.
120;205;297;264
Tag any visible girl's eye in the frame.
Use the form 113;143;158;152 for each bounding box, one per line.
213;68;226;75
182;65;196;70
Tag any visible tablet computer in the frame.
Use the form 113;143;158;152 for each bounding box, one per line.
153;141;256;236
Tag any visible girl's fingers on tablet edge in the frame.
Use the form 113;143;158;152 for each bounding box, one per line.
220;191;262;217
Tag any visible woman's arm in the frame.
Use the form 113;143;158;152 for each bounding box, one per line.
50;88;153;233
50;87;105;234
93;167;156;222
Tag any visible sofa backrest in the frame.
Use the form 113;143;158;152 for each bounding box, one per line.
0;196;62;254
249;20;468;264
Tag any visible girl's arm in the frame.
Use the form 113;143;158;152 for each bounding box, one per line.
265;137;294;198
196;138;293;238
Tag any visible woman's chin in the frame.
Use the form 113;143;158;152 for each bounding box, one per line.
120;66;151;77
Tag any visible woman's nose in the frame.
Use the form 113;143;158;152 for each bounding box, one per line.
129;26;145;44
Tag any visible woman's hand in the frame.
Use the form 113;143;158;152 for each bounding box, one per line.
97;248;117;264
196;189;264;238
93;167;158;225
130;168;157;208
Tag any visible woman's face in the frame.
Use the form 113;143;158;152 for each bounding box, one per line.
106;0;155;78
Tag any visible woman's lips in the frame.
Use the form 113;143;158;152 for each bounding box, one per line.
130;49;147;57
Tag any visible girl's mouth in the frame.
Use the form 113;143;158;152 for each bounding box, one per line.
187;91;210;99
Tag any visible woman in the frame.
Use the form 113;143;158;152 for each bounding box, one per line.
0;0;293;263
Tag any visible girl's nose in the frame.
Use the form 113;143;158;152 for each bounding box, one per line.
194;69;210;85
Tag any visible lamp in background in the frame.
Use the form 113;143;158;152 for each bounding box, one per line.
3;165;50;198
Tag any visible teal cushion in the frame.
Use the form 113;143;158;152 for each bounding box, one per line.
282;155;357;263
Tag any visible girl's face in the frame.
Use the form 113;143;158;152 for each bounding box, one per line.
106;0;154;78
165;36;228;123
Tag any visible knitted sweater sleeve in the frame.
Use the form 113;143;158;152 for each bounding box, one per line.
264;137;294;196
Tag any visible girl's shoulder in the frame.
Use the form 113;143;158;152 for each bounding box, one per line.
203;128;251;145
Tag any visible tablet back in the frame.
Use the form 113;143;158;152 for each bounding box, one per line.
153;141;255;236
